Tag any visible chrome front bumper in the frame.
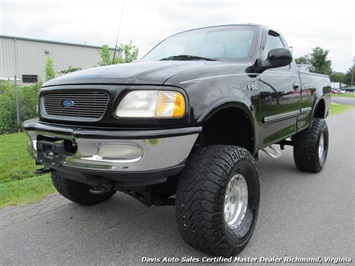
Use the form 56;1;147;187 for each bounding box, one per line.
24;119;200;174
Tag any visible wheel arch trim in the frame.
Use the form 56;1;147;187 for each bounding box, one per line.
197;100;257;154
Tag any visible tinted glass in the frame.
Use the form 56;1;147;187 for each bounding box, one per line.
262;31;285;60
141;26;257;62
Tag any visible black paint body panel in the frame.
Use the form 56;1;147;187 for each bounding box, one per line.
35;24;331;154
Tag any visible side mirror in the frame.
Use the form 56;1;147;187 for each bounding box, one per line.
258;48;293;73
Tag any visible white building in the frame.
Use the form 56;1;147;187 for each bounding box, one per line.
296;64;312;72
0;35;117;84
331;82;346;89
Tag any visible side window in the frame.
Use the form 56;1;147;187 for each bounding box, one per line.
262;31;285;60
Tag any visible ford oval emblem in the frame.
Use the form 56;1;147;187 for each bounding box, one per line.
63;99;74;107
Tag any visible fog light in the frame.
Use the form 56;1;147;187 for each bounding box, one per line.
98;144;143;160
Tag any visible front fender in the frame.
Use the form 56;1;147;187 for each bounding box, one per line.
180;75;257;123
198;98;253;123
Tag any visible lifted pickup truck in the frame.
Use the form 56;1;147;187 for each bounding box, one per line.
23;24;330;256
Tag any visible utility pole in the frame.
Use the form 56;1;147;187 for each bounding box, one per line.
351;57;355;87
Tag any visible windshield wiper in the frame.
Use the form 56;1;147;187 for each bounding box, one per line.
160;55;216;61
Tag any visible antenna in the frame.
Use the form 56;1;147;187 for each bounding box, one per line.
112;1;126;64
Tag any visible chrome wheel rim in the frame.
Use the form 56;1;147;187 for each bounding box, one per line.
318;132;325;161
224;174;248;229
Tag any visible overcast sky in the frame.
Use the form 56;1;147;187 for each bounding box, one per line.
1;0;354;72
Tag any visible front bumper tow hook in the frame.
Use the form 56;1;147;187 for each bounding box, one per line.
34;167;52;175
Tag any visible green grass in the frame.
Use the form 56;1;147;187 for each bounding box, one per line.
0;132;57;209
332;93;355;98
330;102;354;115
0;174;56;207
0;133;38;183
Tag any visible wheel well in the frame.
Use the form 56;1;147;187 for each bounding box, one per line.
314;99;326;118
196;107;254;153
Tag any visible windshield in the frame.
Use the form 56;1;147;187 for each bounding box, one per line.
141;25;257;62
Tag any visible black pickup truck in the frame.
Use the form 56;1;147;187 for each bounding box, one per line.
23;24;331;256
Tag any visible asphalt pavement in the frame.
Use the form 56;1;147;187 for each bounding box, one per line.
331;95;355;106
1;109;354;266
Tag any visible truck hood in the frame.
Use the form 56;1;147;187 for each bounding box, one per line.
43;61;213;87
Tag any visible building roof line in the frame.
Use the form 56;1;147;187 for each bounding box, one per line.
0;35;115;51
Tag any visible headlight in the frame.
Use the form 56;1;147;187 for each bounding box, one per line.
115;90;185;118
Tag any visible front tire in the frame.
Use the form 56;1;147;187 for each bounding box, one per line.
51;171;116;206
176;145;260;257
293;118;329;173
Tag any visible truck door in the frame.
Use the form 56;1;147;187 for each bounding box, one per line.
258;30;301;146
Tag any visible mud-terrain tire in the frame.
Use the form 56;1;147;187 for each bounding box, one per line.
293;118;329;173
51;171;116;205
176;145;260;257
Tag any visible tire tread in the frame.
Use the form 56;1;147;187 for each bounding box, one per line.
51;171;115;206
176;145;259;256
293;118;329;173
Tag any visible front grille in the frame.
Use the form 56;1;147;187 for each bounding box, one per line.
42;92;108;121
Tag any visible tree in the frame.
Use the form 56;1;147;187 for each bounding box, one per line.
295;47;333;76
331;72;346;83
98;41;139;66
44;58;55;81
308;47;333;76
344;66;355;86
99;45;111;65
98;45;120;66
295;55;310;64
118;40;139;63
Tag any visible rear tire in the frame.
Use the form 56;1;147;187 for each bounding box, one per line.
176;145;260;257
293;118;329;173
51;171;116;206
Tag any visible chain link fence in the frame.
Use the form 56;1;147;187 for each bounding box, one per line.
0;77;40;135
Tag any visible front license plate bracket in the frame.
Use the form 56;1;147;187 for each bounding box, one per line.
37;140;65;167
